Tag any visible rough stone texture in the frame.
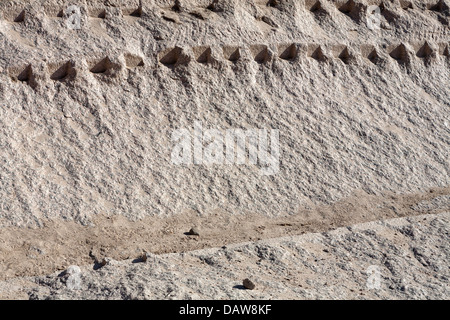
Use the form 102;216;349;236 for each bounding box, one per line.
0;212;448;300
0;0;448;228
1;188;449;281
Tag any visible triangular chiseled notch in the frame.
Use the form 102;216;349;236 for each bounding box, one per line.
311;46;326;62
390;44;408;63
416;42;433;59
338;47;351;64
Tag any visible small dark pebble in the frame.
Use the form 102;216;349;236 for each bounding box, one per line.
139;252;148;262
188;227;200;236
243;278;256;290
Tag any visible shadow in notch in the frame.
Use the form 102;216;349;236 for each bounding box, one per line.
194;46;212;63
14;10;25;22
400;1;413;10
125;53;144;69
429;0;448;13
17;65;32;82
308;0;324;13
389;44;408;64
368;49;381;64
339;0;355;14
130;7;142;17
338;47;351;64
159;47;182;67
251;45;269;64
279;44;297;61
310;46;326;62
90;57;112;74
444;46;449;57
50;61;76;81
223;46;240;62
416;42;433;59
97;10;106;19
